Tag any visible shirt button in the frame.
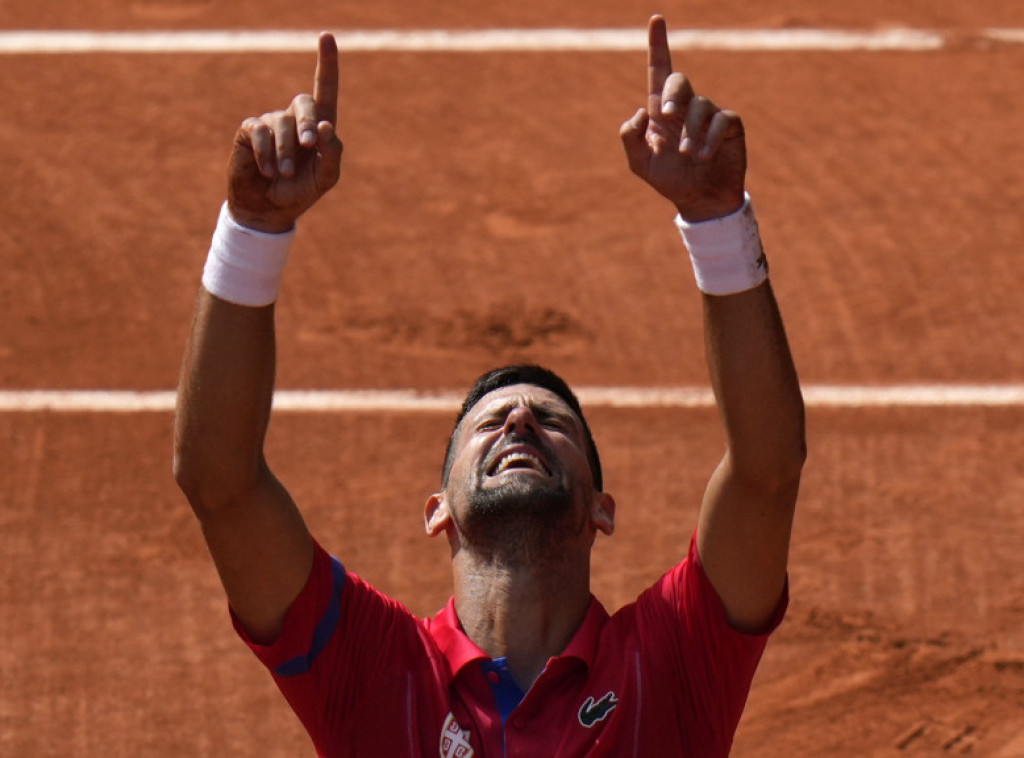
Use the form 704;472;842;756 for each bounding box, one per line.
512;716;526;729
487;671;500;684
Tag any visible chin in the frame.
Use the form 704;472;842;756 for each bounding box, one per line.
472;475;571;518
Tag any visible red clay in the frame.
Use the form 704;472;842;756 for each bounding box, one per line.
2;3;1024;756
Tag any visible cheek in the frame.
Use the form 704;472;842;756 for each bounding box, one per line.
568;447;598;488
450;439;489;484
548;440;585;480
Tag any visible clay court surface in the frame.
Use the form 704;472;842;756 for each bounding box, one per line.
4;1;1024;755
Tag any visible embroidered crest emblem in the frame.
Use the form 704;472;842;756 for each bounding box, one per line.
578;691;619;728
439;712;475;758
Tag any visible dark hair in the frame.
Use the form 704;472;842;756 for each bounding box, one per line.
441;365;603;491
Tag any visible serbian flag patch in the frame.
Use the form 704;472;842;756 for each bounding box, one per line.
439;712;475;758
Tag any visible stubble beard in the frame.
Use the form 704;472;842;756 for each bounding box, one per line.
456;468;583;565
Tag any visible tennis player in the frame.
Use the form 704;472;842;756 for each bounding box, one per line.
174;15;805;756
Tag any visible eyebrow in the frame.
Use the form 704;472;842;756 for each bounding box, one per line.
473;398;577;425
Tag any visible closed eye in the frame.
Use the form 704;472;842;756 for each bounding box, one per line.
536;412;572;431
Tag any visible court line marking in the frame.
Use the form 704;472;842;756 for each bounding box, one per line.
0;30;1014;407
0;28;997;54
0;31;1015;406
3;385;1024;412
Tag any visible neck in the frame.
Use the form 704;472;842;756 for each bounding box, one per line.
452;545;591;692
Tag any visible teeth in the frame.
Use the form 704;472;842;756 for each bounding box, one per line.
494;452;546;475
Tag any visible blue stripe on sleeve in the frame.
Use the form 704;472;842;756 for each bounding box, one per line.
273;557;347;678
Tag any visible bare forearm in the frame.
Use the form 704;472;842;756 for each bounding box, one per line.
174;288;277;513
703;282;805;488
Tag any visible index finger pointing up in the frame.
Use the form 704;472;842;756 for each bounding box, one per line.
314;32;339;126
647;15;673;106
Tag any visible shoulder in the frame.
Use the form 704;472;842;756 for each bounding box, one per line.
608;532;787;651
235;541;428;673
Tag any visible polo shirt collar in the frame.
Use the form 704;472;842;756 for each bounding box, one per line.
557;595;609;668
429;598;489;674
428;595;611;677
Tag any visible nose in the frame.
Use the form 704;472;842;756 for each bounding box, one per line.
502;404;539;437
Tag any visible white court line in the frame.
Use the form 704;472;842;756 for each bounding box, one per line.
3;385;1024;412
0;28;975;54
981;28;1024;44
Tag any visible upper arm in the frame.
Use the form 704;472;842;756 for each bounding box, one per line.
696;284;805;633
696;452;800;633
174;290;315;645
196;462;315;645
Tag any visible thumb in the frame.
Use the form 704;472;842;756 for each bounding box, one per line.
619;108;651;177
228;126;261;181
314;120;344;194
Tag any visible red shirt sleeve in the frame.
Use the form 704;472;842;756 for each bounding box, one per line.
634;530;788;755
230;541;430;754
230;541;347;749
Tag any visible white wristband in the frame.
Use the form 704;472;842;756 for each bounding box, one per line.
675;193;768;296
201;202;296;307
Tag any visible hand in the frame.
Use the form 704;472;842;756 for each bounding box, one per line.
227;32;344;233
620;16;746;223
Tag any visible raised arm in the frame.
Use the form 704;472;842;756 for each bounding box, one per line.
621;16;805;632
173;33;343;644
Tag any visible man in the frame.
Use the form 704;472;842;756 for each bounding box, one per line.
174;15;805;757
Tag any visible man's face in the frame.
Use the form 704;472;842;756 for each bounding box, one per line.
433;384;604;555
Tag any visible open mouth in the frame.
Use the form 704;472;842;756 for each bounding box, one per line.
487;448;552;477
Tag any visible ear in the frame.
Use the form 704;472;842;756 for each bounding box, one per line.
424;491;451;537
590;492;616;536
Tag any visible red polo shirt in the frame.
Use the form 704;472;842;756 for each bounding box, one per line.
233;533;785;757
